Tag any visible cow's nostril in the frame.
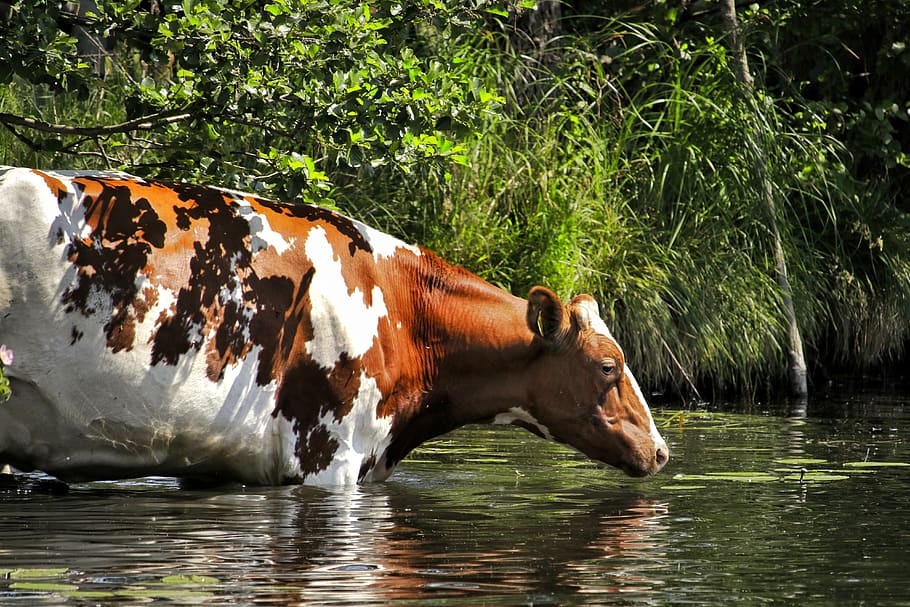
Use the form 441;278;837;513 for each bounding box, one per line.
655;444;669;469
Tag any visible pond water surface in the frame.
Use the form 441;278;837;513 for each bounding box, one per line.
2;389;909;605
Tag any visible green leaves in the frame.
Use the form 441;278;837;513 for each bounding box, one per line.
0;1;91;93
0;0;500;201
0;568;220;601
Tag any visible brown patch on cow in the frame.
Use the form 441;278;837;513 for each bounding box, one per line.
136;286;158;323
106;314;136;353
298;425;339;477
60;181;167;353
147;183;256;376
249;270;307;387
273;356;364;426
271;354;366;475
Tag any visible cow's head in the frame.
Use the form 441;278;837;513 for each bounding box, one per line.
523;287;669;477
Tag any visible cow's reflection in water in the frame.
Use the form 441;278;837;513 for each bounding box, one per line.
265;485;670;603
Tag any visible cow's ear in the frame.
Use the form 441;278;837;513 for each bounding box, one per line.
527;287;569;344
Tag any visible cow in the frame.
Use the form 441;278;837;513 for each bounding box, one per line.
0;167;669;486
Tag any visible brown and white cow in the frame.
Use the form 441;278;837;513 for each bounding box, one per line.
0;167;668;486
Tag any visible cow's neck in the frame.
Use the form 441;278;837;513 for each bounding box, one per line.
381;261;539;471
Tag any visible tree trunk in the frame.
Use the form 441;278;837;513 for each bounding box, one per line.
504;0;562;109
719;0;809;402
509;0;562;57
62;1;107;76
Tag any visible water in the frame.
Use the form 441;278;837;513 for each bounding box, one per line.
2;390;909;605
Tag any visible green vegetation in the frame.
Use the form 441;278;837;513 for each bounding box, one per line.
0;568;220;600
1;1;908;399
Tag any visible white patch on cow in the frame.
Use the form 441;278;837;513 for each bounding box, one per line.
624;366;666;449
493;407;554;440
580;297;668;457
44;176;94;243
234;199;294;254
303;226;387;369
585;308;615;340
303;370;393;486
0;168;81;250
353;219;421;260
212;344;302;483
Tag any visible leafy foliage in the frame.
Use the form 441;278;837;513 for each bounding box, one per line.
348;8;910;396
0;0;498;201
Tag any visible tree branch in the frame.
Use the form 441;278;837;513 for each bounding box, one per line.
0;110;193;137
0;123;39;149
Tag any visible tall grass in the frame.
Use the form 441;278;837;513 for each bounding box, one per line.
343;17;910;396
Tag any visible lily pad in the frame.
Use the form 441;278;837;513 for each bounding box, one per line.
62;591;117;599
8;568;69;579
661;484;707;490
159;574;219;586
774;458;828;465
673;472;779;483
844;461;910;469
707;473;778;482
782;472;850;482
10;582;79;592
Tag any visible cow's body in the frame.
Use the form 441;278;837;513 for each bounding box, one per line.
0;167;668;486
